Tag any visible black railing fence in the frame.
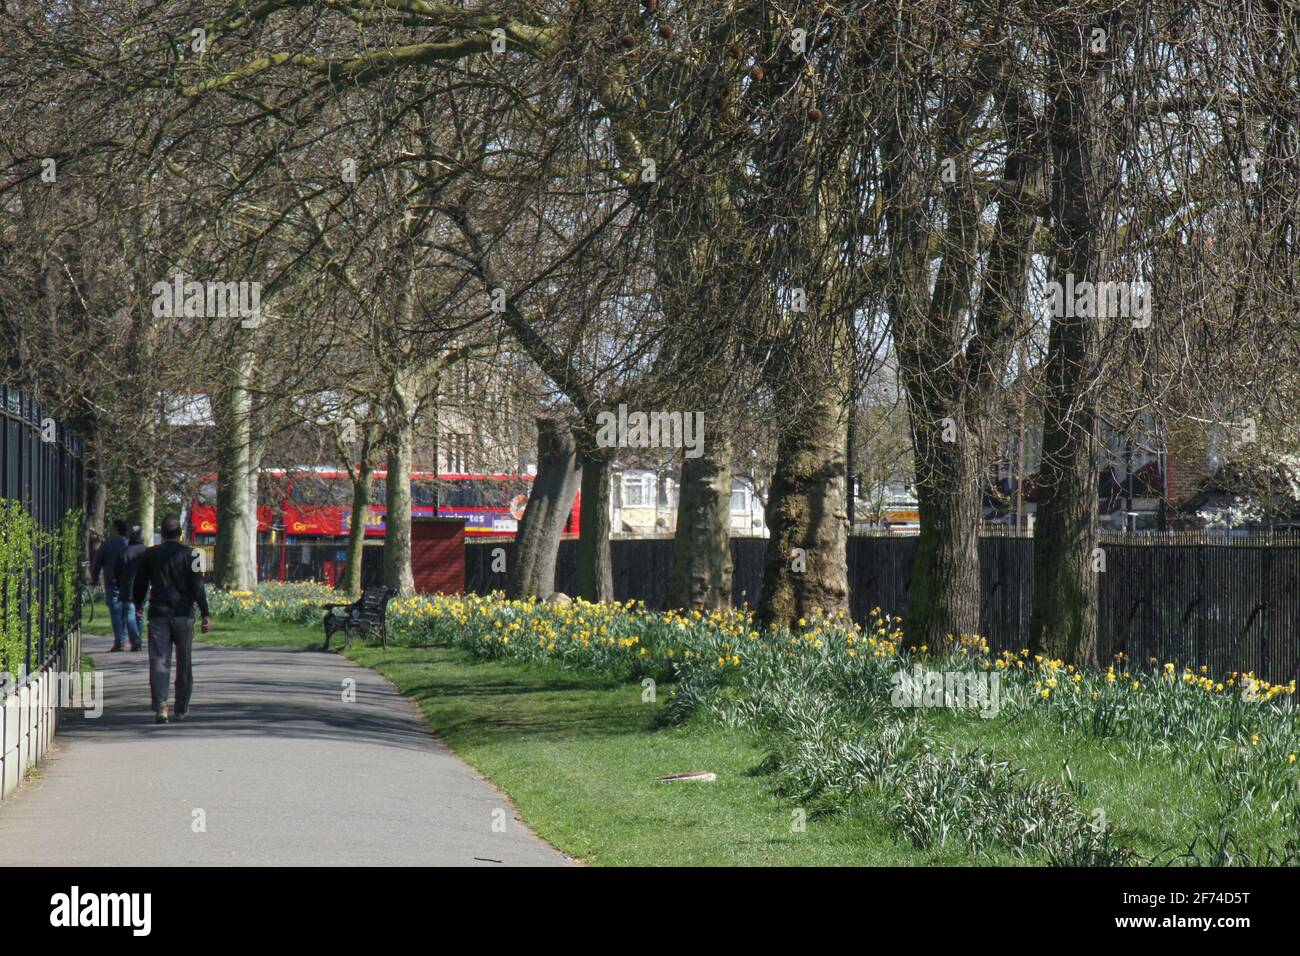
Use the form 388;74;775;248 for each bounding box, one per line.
268;530;1299;685
0;386;85;684
252;542;385;590
1098;538;1300;688
253;541;349;585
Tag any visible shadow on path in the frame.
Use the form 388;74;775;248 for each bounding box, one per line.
0;633;572;867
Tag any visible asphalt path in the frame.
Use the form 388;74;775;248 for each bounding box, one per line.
0;632;571;866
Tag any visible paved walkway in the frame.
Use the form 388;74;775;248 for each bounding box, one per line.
0;633;570;866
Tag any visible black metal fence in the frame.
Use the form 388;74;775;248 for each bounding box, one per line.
266;529;1300;685
252;542;386;590
254;541;351;585
1097;537;1300;688
0;386;85;683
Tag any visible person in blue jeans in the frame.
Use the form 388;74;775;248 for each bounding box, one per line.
91;520;130;651
114;528;148;652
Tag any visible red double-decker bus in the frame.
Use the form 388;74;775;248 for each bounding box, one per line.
188;469;283;538
188;468;581;542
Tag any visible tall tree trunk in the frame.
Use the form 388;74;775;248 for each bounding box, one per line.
212;346;257;590
246;400;269;583
128;408;157;543
576;444;614;602
246;463;260;583
905;410;982;648
128;472;154;545
85;450;107;565
379;250;423;598
845;394;857;536
510;417;580;600
1029;20;1118;668
880;94;988;652
383;420;415;596
1031;390;1102;666
343;463;372;596
757;387;851;630
880;61;1043;651
665;431;733;611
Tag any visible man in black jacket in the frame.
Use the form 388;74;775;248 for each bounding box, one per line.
114;529;148;652
132;514;211;723
91;520;130;651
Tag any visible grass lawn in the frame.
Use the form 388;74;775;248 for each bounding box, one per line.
82;607;1290;865
927;712;1226;860
81;604;313;649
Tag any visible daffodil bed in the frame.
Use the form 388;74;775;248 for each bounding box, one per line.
209;583;1300;866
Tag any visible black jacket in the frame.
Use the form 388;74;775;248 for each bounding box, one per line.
132;541;211;619
92;536;129;588
114;543;148;602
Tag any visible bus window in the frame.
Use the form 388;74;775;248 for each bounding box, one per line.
291;477;351;506
443;480;484;508
258;474;288;507
368;478;439;506
412;479;439;506
496;477;531;505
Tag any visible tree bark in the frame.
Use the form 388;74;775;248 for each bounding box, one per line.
510;417;580;600
905;410;982;648
1031;396;1102;666
383;419;415;596
246;415;268;584
665;431;733;611
246;463;260;583
85;451;107;565
576;444;614;602
1029;21;1118;667
879;81;986;650
343;463;372;597
212;346;258;590
757;386;851;630
880;60;1043;650
127;472;155;546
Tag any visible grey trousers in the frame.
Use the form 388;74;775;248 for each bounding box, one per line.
148;616;195;713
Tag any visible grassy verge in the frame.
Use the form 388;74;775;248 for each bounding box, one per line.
106;590;1294;868
924;710;1228;860
349;643;1027;865
82;607;312;649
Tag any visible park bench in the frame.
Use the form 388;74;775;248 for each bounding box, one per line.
321;586;397;651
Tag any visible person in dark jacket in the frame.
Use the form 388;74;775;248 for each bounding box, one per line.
114;529;148;652
132;514;210;723
91;520;130;651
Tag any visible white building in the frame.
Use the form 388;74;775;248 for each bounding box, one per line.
610;467;767;537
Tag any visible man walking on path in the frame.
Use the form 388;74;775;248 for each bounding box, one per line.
91;520;130;651
132;514;211;723
114;528;148;652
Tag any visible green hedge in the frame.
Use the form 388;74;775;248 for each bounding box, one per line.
0;501;82;680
